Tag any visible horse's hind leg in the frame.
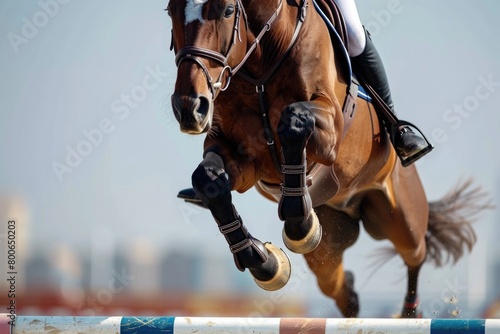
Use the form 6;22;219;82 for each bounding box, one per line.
192;152;290;291
304;205;361;317
361;166;428;317
277;103;322;254
401;265;423;318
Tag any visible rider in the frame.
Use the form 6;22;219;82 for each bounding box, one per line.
335;0;432;165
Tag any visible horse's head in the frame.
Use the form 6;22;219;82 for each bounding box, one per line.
167;0;248;134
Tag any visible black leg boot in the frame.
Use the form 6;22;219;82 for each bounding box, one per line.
351;28;432;165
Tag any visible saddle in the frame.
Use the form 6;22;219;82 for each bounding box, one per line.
312;1;367;151
313;0;350;72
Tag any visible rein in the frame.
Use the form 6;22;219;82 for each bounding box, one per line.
237;0;309;176
174;0;284;100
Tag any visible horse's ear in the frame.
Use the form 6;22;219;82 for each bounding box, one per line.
170;29;174;51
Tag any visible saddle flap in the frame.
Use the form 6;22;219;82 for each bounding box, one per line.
314;0;349;50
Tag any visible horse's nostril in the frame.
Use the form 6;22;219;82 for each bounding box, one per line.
196;95;210;119
171;92;212;133
171;94;183;122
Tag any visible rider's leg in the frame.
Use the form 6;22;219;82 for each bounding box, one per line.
351;29;428;160
332;0;366;58
334;0;429;163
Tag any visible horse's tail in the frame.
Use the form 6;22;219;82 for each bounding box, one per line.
425;179;492;267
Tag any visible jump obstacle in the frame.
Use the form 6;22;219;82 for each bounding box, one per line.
2;315;500;334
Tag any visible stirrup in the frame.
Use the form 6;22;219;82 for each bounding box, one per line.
390;120;434;167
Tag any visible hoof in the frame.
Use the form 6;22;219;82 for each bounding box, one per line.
253;243;291;291
282;211;322;254
343;270;359;318
400;298;423;318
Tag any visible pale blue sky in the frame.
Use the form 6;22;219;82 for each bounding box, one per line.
1;0;499;317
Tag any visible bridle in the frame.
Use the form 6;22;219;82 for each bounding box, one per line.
173;0;284;100
173;0;307;175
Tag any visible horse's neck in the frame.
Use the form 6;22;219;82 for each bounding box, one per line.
242;2;298;76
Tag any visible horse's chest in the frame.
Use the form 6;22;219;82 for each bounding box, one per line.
224;114;270;154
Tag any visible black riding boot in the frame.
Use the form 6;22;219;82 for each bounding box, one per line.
351;28;430;165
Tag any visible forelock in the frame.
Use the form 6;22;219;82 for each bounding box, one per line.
185;0;209;25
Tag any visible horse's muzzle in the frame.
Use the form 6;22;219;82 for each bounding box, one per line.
171;93;212;134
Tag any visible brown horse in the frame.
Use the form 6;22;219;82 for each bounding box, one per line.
167;0;487;317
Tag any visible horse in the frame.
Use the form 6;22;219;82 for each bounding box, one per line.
166;0;488;317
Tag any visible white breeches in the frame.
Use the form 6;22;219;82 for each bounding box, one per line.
333;0;366;57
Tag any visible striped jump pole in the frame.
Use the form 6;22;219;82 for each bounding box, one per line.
2;315;500;334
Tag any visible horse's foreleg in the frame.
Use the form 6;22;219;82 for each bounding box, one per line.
192;151;290;291
277;102;322;254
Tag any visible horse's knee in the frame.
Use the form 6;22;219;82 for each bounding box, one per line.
278;103;315;145
192;152;231;205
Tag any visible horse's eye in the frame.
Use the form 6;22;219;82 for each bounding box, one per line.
165;8;171;17
224;5;235;18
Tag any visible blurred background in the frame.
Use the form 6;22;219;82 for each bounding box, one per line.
1;0;499;318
